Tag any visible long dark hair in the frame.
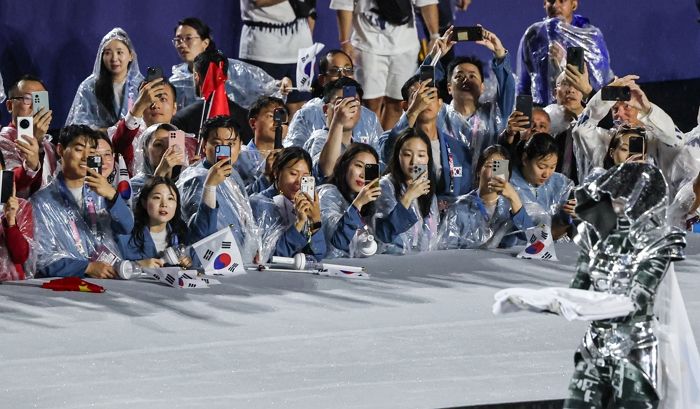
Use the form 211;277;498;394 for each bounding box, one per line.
130;176;188;254
95;39;133;120
603;127;646;170
328;143;379;219
515;132;559;172
474;144;511;186
387;128;436;219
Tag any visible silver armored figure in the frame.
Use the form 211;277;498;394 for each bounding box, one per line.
564;162;686;408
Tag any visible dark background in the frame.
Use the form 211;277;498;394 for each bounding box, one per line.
1;0;699;130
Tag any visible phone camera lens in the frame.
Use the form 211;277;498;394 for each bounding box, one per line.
19;119;30;129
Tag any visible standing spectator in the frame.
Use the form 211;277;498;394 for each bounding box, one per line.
66;28;144;130
516;0;613;106
331;0;440;131
238;1;314;118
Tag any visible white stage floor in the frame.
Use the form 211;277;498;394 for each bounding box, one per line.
1;237;698;409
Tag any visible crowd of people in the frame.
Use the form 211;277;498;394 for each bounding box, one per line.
1;0;699;282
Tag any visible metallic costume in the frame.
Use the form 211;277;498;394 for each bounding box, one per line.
564;163;686;408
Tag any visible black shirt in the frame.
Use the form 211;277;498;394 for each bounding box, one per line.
171;99;253;144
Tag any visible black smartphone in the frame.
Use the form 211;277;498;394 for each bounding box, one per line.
419;65;435;86
146;66;163;83
215;144;232;164
566;46;585;73
452;26;484;42
0;171;13;204
516;95;533;125
601;86;631;102
364;164;379;183
86;156;102;174
273;107;288;126
628;135;645;156
342;85;357;99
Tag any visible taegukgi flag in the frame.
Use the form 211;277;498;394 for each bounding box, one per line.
192;226;245;275
296;42;325;93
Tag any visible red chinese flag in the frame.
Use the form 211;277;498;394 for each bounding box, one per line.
200;61;230;118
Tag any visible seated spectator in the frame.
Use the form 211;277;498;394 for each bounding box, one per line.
304;78;364;179
285;49;383;149
516;0;613;105
66;28;144;130
382;75;472;203
31;125;134;278
0;75;57;195
438;144;533;249
170;17;290;110
510;132;574;240
250;147;326;262
236;96;288;195
116;175;220;268
572;75;685;182
177;116;261;263
171;49;253;143
499;107;551;158
318;143;381;258
374;128;439;254
129;123;189;199
0;150;33;281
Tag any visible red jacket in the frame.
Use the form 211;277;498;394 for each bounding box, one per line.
0;198;33;281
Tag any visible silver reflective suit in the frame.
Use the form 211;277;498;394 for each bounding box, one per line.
564;163;686;408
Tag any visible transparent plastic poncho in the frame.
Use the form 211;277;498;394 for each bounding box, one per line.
318;184;377;258
284;97;384;149
235;143;267;192
373;175;440;254
249;190;300;263
169;58;283;111
65;27;144;128
436;191;516;250
30;175;128;275
517;16;614;106
509;168;573;228
177;162;261;264
0;198;35;280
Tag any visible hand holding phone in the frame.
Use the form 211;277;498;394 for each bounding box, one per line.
87;156;102;174
300;176;315;197
566;47;585;74
411;164;428;181
364;163;379;184
515;95;533;127
342;85;357;99
419;65;435;86
491;159;509;182
31;91;50;115
146;66;163;83
627;135;645;156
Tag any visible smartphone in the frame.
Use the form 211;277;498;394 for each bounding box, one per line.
342;85;357;99
492;159;509;182
300;176;315;197
452;26;484;42
364;163;379;184
601;86;631;102
168;130;186;153
411;164;428;181
87;155;102;174
273;107;288;126
566;46;585;73
567;188;576;202
215;144;232;164
628;135;645;156
0;171;13;204
146;66;163;83
31;91;49;115
419;65;435;86
516;95;533;125
16;116;33;144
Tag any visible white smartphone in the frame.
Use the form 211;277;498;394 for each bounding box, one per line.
16;116;33;144
492;159;509;181
411;164;428;181
300;176;315;197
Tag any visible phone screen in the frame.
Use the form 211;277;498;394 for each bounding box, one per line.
452;26;484;42
364;164;379;183
0;171;13;204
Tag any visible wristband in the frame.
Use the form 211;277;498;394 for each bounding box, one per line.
339;39;351;45
429;33;440;40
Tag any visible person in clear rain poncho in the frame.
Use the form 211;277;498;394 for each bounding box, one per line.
0;150;34;281
285;49;383;150
509;132;574;240
176;116;261;264
65;28;144;129
437;144;534;249
30;125;134;278
318;143;381;259
250;147;326;262
374;128;440;254
169;17;290;111
516;0;614;106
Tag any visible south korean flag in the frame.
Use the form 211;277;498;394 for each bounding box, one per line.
192;226;245;275
516;224;559;262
